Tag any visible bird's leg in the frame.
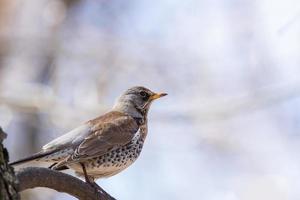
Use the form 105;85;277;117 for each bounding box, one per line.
79;163;116;200
80;162;93;184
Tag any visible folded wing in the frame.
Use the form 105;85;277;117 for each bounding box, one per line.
70;111;139;161
42;124;91;151
42;111;138;169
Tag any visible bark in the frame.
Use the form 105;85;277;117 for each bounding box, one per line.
1;126;116;200
0;127;19;200
17;167;116;200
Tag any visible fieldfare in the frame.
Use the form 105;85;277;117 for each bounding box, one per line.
10;86;167;187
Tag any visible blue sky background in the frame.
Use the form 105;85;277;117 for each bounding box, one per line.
1;0;300;199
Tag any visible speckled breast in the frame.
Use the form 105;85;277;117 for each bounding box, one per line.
72;128;146;178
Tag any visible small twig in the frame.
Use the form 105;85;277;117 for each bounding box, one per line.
16;167;116;200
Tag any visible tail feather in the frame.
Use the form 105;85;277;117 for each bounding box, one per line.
9;149;58;166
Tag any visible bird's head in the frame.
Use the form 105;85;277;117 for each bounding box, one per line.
113;86;167;118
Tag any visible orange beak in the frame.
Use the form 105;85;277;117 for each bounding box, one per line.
149;92;168;100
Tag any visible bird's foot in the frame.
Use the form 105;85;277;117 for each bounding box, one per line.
87;182;116;200
48;162;57;169
80;163;116;199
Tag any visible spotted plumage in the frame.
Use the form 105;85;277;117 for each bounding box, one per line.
10;86;167;186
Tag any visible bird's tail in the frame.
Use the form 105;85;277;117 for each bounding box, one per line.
9;149;58;166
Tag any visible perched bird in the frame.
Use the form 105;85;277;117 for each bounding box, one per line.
10;86;167;187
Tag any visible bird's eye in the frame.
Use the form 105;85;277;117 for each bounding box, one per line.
139;91;148;98
139;91;147;97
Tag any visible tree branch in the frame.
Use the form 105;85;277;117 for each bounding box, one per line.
16;167;116;200
0;127;19;200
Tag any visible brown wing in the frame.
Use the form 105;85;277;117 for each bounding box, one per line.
70;111;139;161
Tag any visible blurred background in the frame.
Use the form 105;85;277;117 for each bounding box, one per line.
1;0;300;199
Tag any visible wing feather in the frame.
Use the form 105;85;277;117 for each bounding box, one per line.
71;112;139;160
42;124;91;151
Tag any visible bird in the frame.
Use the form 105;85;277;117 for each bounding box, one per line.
10;86;167;188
